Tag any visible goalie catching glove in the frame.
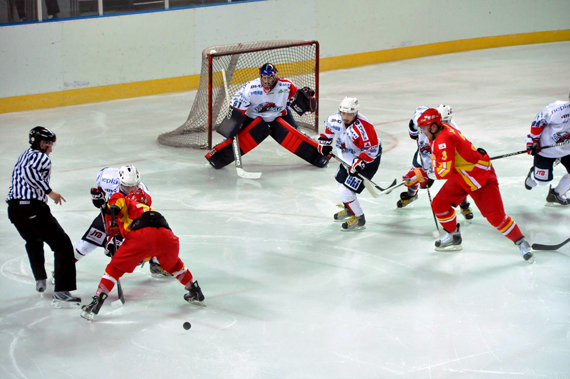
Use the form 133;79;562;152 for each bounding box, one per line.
317;135;333;156
291;87;317;116
403;167;433;188
349;158;365;176
91;187;106;208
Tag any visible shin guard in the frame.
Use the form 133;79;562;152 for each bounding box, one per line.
271;118;329;168
205;118;270;169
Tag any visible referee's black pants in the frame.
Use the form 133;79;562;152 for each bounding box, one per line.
7;200;77;292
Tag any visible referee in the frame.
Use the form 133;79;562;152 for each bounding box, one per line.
6;126;81;308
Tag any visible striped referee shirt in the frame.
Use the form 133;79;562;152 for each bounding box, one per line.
6;148;52;203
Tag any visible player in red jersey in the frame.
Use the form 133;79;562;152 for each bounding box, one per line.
406;108;534;263
80;189;204;320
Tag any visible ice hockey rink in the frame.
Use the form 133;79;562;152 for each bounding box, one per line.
1;42;569;379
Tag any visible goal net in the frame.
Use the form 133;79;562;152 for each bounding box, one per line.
158;40;319;150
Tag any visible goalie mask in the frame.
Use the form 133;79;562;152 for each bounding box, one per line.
29;126;56;152
118;165;140;193
127;188;151;206
259;63;278;92
436;104;453;123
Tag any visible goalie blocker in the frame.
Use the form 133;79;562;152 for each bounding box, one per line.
206;115;328;169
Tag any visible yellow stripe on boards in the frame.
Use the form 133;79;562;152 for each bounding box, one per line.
1;30;568;114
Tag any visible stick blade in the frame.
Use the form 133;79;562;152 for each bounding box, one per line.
237;168;262;179
532;237;570;251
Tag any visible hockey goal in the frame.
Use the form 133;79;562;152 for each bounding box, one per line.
158;40;320;150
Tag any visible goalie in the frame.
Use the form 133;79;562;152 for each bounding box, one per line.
206;63;329;169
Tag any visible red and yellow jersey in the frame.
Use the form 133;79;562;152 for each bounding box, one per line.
108;192;155;238
430;124;492;192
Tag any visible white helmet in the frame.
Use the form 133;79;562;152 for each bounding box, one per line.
118;165;140;189
339;97;359;114
436;104;453;123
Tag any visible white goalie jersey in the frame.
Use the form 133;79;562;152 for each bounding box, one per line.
529;100;570;159
231;78;298;123
96;167;149;198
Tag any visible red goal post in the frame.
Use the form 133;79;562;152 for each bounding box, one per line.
158;40;320;150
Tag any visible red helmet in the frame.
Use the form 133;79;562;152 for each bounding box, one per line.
417;108;443;128
127;189;151;206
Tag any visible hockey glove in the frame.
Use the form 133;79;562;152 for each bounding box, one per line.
317;135;333;156
349;158;365;176
408;119;419;140
403;167;428;187
526;135;541;156
91;187;106;208
104;238;123;258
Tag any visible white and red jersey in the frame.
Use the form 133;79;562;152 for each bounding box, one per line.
322;112;381;164
529;100;570;159
231;78;298;123
410;105;459;171
96;167;150;199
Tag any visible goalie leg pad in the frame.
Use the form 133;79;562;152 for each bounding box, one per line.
270;118;329;168
205;118;270;169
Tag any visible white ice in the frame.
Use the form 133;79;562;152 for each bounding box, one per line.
1;42;569;379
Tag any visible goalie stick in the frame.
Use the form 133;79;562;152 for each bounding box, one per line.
490;140;570;160
221;69;262;179
531;237;570;251
329;153;396;197
100;206;125;308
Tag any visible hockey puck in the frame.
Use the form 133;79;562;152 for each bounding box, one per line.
183;321;191;330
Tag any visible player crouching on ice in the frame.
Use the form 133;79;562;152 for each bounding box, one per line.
81;189;204;321
413;108;534;263
206;63;329;169
318;97;382;231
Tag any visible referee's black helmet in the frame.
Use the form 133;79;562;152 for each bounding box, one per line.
29;126;56;149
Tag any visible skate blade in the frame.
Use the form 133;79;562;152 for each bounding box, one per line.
434;245;463;252
51;300;81;309
80;310;95;321
545;202;569;207
151;273;174;279
341;225;366;232
187;299;207;307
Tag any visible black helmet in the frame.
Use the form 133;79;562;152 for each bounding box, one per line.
29;126;56;150
259;63;278;92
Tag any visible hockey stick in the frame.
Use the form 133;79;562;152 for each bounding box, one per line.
100;206;125;308
426;187;441;237
221;69;262;179
329;153;397;197
378;181;405;195
490;140;570;160
531;237;570;251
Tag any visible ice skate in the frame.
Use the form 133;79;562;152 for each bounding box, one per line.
80;293;108;321
52;291;82;309
545;186;570;206
184;281;205;306
341;214;366;231
36;279;47;293
459;202;474;220
397;192;418;208
333;204;353;222
515;238;534;264
149;258;173;278
434;224;462;251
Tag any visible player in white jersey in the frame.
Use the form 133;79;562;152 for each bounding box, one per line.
206;63;328;169
399;105;474;220
524;95;570;205
74;165;167;275
318;97;382;231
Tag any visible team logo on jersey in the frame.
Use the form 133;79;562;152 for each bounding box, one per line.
553;131;570;142
438;143;446;149
251;91;263;95
254;102;282;113
279;89;284;93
